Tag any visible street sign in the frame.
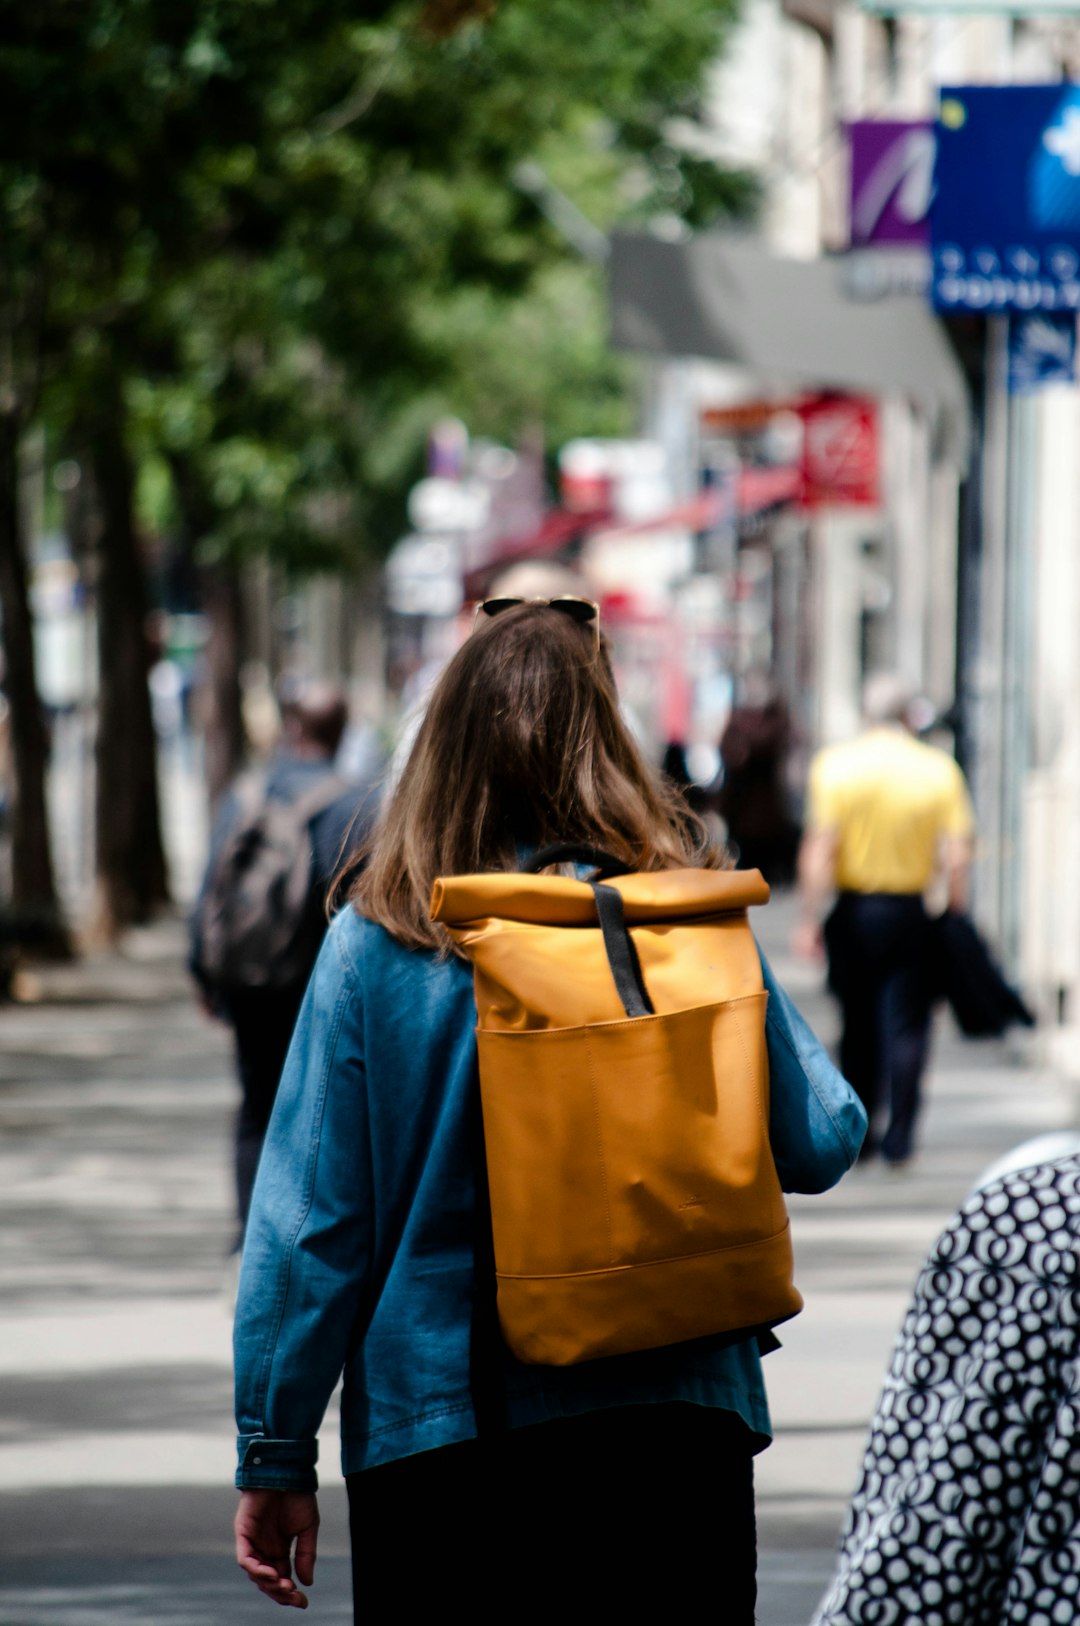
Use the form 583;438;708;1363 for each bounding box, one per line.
841;247;931;300
932;85;1080;313
849;121;934;248
407;477;490;534
426;417;469;479
385;534;463;617
1008;312;1078;392
558;438;671;522
799;396;880;509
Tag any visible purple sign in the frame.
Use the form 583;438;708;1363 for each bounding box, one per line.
849;121;935;248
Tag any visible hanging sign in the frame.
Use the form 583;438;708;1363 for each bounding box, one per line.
849;121;934;248
932;85;1080;313
1007;312;1078;391
799;396;880;509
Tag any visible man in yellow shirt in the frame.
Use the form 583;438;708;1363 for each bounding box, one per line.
796;674;975;1167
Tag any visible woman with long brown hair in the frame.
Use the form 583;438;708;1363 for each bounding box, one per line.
232;600;864;1621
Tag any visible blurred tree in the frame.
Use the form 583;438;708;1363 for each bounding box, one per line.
0;0;754;926
0;165;70;950
82;361;171;930
131;254;380;800
142;0;756;789
234;0;757;521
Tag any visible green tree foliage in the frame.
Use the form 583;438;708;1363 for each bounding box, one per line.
0;0;754;923
8;0;755;547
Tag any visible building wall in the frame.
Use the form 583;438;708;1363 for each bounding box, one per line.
771;1;1080;1018
659;1;1080;1033
714;2;965;744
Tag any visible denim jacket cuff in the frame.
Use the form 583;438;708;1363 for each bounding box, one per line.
235;1435;319;1493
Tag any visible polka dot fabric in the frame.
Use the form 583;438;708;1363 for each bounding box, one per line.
814;1155;1080;1626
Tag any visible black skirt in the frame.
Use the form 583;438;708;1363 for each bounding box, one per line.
347;1402;757;1623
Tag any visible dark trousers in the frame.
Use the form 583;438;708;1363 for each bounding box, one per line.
347;1404;757;1623
825;892;933;1164
223;987;305;1229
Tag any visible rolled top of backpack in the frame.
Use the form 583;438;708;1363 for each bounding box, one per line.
430;866;769;928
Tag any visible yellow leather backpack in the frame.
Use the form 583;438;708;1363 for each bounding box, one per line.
430;844;803;1366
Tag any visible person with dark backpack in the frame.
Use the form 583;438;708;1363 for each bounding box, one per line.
191;680;378;1236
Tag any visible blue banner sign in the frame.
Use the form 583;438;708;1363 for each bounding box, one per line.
932;85;1080;313
1008;312;1077;392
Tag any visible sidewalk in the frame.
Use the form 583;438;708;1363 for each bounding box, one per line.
0;900;1073;1625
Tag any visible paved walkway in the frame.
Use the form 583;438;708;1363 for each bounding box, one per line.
0;900;1073;1625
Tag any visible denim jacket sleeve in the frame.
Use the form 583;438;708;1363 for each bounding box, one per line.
760;946;867;1192
233;911;371;1492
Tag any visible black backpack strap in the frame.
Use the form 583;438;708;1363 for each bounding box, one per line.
524;845;652;1018
524;843;632;878
590;881;654;1019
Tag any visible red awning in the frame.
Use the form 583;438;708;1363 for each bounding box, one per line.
578;474;800;545
599;489;726;537
464;507;611;598
736;465;802;515
465;473;802;600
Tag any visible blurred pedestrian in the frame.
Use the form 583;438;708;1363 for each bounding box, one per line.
712;674;799;884
660;738;714;817
231;600;864;1620
814;1148;1080;1625
795;673;974;1167
190;679;378;1237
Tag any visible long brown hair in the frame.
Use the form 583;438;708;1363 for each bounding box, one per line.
351;602;723;952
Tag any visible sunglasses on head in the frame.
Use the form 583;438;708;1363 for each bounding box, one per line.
474;596;601;653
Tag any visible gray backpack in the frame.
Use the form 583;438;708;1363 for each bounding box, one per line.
196;773;348;992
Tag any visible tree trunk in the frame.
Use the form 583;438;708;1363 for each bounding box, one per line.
201;564;247;807
167;456;247;808
88;383;170;935
0;408;70;953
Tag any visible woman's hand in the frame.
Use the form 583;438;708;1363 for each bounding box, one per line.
235;1489;319;1609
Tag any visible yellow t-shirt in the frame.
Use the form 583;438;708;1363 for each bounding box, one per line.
807;727;974;895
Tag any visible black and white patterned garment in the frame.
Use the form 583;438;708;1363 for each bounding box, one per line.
814;1155;1080;1626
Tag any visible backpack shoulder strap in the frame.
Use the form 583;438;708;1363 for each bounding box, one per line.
524;846;655;1018
288;773;350;826
590;881;654;1019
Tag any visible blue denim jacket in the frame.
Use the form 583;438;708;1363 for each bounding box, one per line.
234;906;866;1490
